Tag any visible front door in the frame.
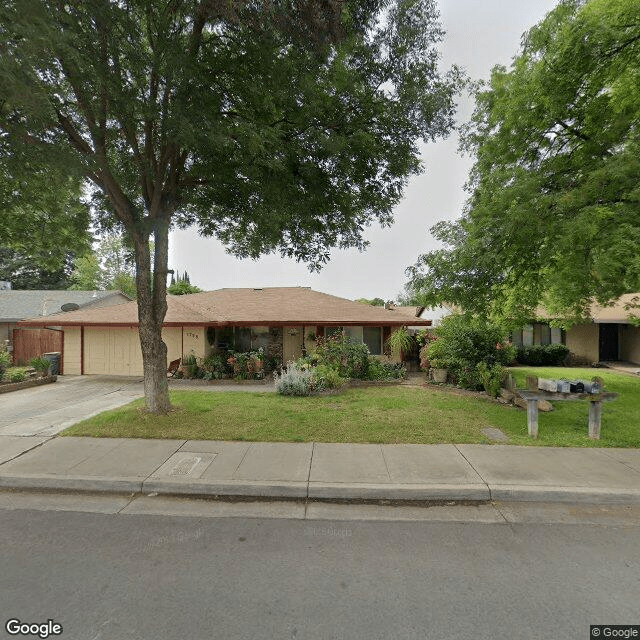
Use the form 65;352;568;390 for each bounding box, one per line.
599;324;619;361
283;326;304;365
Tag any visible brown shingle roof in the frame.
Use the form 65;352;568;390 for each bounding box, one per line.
536;293;640;324
387;305;426;318
19;287;432;327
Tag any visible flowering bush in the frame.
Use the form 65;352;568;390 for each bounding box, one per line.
427;314;515;390
305;334;370;379
417;329;438;370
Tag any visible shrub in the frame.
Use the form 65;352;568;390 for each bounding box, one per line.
7;367;29;383
275;362;318;396
30;356;51;373
0;348;10;381
368;358;407;380
427;314;515;390
311;334;370;379
475;362;506;397
516;344;570;366
0;348;10;367
225;348;266;379
312;363;346;389
200;353;229;379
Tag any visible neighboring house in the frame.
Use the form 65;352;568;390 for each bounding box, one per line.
387;303;456;330
1;289;132;355
19;287;432;376
512;293;640;365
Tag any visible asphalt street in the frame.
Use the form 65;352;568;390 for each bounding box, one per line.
1;496;639;640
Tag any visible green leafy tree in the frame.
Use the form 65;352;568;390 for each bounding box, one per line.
70;233;138;296
408;0;640;326
0;247;76;289
168;278;202;295
69;252;102;290
110;272;137;299
1;0;460;412
0;160;91;272
355;297;386;307
0;154;90;289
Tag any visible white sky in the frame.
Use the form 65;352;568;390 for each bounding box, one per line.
169;0;559;301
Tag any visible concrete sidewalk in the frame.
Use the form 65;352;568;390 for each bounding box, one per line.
1;436;640;504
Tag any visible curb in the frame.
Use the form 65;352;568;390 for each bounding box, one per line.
0;475;143;494
490;485;640;505
142;479;308;499
1;476;639;505
307;483;491;502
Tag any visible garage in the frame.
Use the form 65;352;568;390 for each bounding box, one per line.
84;327;143;376
83;327;182;376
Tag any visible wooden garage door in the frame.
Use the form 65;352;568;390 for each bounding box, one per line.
84;328;143;376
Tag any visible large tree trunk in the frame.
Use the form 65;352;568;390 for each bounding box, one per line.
133;217;172;414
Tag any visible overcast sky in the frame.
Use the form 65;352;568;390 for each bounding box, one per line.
169;0;559;301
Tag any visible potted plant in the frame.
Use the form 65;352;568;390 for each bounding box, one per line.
385;327;414;359
429;359;448;383
181;353;198;379
30;355;51;378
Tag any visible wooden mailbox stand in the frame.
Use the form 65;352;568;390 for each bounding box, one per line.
519;376;617;440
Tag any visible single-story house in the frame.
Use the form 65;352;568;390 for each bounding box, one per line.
1;289;132;359
511;293;640;365
387;303;458;330
19;287;432;376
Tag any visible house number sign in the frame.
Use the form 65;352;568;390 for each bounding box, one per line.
185;332;199;339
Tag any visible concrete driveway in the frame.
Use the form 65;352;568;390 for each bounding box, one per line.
0;375;146;438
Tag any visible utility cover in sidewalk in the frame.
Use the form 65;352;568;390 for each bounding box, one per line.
151;452;217;480
482;427;509;443
170;456;202;476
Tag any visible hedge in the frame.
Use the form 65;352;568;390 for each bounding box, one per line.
516;344;570;366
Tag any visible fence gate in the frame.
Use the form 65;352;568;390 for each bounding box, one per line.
12;328;63;370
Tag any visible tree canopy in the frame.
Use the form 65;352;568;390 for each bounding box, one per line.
168;270;202;295
0;247;75;290
1;0;460;411
355;297;386;307
69;233;137;297
408;0;640;326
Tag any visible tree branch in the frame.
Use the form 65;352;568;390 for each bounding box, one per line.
557;119;590;142
56;111;95;155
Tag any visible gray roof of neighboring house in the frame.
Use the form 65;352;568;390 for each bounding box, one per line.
0;290;131;322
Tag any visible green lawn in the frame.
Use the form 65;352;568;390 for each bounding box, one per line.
62;367;640;447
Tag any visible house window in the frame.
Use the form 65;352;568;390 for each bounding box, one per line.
344;326;363;343
251;326;270;350
551;327;563;345
538;323;551;345
326;326;343;338
363;327;382;355
234;327;251;351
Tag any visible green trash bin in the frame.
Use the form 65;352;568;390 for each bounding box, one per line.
43;352;61;376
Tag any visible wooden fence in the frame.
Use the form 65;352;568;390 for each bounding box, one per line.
12;328;63;370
